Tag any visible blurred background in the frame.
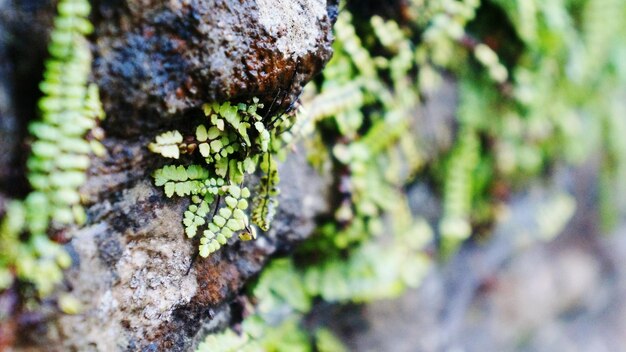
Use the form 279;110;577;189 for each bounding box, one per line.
240;0;626;350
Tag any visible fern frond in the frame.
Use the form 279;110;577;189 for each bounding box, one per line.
438;126;479;254
26;0;103;229
0;0;100;296
252;154;280;231
148;130;183;159
183;195;213;238
199;185;251;257
149;96;296;257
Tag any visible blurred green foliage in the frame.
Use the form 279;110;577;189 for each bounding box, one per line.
0;0;102;301
201;0;626;350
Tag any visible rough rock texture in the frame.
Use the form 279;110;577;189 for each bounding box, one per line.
93;0;337;133
47;136;331;351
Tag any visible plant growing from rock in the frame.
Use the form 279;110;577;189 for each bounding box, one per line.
199;0;626;348
149;100;295;257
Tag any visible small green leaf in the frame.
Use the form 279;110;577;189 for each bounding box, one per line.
203;230;216;240
229;186;241;199
59;294;82;315
221;227;233;238
206;126;220;140
202;103;212;116
164;182;175;197
54;188;80;205
196;124;208;142
186;226;197;238
208;223;219;233
149;130;183;159
213;215;226;227
175;165;188;181
161;145;180;159
199;143;211;157
199;244;210;258
187;165;207;180
226;218;244;231
229;160;244;184
237;199;249;210
243;157;256;173
237;124;251;146
219;207;232;219
72;205;86;225
210;140;223;152
53;207;74;224
224;197;238;209
215;158;228;177
232;209;246;220
175;182;188;196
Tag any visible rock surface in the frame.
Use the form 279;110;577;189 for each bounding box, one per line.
93;0;337;133
6;1;622;352
50;137;331;351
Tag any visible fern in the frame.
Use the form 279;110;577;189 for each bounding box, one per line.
199;185;251;257
580;0;622;81
148;130;183;159
183;195;211;238
27;0;101;229
0;201;72;296
197;1;626;349
153;165;214;197
438;126;479;254
0;0;102;297
150;99;293;257
252;154;280;231
197;211;432;351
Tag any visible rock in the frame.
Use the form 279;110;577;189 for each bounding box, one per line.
94;0;337;132
0;19;17;192
50;137;331;351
